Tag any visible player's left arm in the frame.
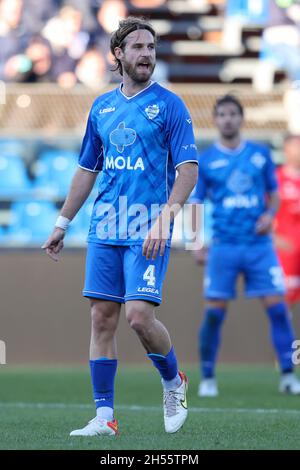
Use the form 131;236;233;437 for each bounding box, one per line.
143;162;198;260
256;190;280;234
256;147;280;234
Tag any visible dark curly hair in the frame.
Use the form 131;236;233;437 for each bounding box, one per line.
213;94;244;117
110;16;156;76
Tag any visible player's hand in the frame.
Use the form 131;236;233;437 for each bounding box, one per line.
192;247;208;265
143;214;171;260
255;212;274;234
41;228;65;261
273;234;294;252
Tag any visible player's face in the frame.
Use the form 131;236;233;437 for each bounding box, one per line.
284;137;300;168
214;103;243;139
117;29;156;83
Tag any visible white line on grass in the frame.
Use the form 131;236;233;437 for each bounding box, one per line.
0;402;300;415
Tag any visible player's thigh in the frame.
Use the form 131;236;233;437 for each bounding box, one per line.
204;244;240;300
243;242;286;298
123;244;171;306
83;243;125;303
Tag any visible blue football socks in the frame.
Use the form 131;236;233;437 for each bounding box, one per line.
89;357;117;421
148;346;181;390
199;307;226;378
266;302;295;373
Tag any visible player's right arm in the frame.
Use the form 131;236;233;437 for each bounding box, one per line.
189;156;208;264
42;168;98;261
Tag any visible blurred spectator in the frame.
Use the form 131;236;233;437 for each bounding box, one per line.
42;5;89;59
63;0;98;33
260;0;300;83
97;0;127;34
42;4;90;86
75;48;110;89
25;36;53;82
257;0;300;129
222;0;269;52
21;0;59;35
128;0;166;8
0;0;30;81
94;0;127;76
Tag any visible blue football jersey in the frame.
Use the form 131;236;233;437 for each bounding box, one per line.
78;82;198;245
190;141;278;244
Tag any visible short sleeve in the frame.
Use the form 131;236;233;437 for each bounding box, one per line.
78;108;103;173
189;158;207;203
165;96;198;168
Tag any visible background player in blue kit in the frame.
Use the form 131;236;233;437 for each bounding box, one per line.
190;94;300;397
42;17;198;436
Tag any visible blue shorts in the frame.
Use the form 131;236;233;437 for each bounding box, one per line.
204;242;286;300
83;243;171;305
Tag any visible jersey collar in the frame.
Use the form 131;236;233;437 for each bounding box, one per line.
215;141;246;155
118;81;156;100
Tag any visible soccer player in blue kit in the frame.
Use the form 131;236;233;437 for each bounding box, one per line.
42;17;198;435
190;95;300;397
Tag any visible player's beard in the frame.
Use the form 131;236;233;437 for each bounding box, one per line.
123;60;155;83
221;127;239;140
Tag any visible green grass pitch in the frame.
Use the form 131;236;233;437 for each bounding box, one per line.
0;364;299;450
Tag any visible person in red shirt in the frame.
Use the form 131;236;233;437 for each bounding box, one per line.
275;134;300;306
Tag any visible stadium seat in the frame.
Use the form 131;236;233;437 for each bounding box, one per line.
0;139;25;157
33;150;78;197
0;154;32;197
0;225;6;238
6;200;58;246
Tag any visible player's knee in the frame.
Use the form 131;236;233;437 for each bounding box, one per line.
206;300;227;310
90;301;118;333
262;295;285;308
206;309;225;325
201;307;226;333
126;305;151;335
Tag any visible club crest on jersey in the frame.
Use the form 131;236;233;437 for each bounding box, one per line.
227;170;253;193
145;104;159;120
110;122;136;153
250;153;266;168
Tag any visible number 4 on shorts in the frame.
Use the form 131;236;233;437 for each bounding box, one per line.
143;265;156;287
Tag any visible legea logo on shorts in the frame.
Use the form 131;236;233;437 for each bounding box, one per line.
137;287;159;295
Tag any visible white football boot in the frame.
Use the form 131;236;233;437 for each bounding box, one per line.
198;378;218;397
163;371;188;433
279;373;300;395
70;417;118;436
